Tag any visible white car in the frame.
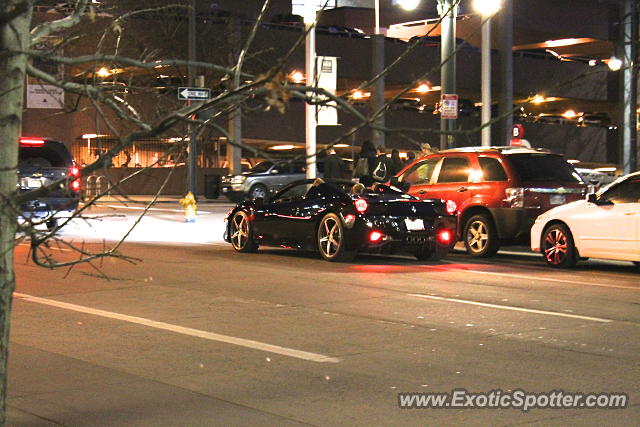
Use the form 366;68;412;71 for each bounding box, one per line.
531;172;640;268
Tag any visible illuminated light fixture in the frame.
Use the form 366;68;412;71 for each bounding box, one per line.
543;38;581;48
416;83;431;93
289;70;305;84
96;67;111;77
351;90;370;100
607;56;622;71
269;144;296;150
302;3;316;24
395;0;420;10
334;144;349;148
472;0;502;16
567;159;580;164
531;95;546;104
595;167;617;172
82;133;98;139
399;152;408;159
19;137;45;146
588;60;597;67
354;198;368;213
562;110;578;119
436;229;453;245
369;230;383;242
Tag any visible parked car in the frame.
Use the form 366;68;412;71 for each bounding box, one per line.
224;179;457;262
531;172;640;268
221;160;324;202
17;137;80;229
394;147;587;257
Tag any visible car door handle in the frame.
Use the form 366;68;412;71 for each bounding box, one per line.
458;186;468;193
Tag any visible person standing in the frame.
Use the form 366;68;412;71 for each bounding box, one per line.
354;140;378;186
370;146;394;183
323;148;345;179
390;149;404;175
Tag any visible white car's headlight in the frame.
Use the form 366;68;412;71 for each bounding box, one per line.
230;175;247;184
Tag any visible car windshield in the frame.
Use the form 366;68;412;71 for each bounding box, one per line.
19;144;70;168
250;161;273;173
505;154;583;183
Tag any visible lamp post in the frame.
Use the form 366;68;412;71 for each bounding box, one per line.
473;0;502;147
304;2;317;179
438;0;458;150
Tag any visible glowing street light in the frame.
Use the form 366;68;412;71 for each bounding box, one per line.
608;56;623;71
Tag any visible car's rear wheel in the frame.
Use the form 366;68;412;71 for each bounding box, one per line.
249;184;268;201
541;223;578;268
317;213;355;262
463;214;499;257
230;210;258;252
415;244;448;262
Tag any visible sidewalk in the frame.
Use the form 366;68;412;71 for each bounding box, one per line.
88;195;235;206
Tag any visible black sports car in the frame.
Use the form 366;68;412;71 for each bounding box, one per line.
224;179;457;262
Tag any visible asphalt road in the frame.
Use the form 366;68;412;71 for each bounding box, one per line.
8;200;640;426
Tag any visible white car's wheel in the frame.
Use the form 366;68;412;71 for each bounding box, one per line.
541;223;578;268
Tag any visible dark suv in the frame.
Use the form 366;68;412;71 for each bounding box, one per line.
395;147;587;257
18;137;80;229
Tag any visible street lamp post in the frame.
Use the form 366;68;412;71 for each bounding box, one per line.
438;0;457;150
304;3;317;179
473;0;502;147
372;0;385;149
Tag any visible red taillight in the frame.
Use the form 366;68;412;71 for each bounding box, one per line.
70;166;79;177
369;230;383;242
19;138;45;146
355;198;368;213
71;180;80;192
445;199;457;215
69;166;80;192
437;229;453;245
344;214;355;222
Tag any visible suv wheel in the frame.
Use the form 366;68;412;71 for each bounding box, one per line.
541;224;578;268
249;184;268;201
463;214;499;257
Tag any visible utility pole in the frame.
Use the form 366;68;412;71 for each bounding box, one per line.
187;0;197;196
371;0;385;149
620;0;638;173
438;0;457;150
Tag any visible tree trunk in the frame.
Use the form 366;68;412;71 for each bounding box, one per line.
0;2;33;424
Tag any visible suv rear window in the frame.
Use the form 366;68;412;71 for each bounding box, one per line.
505;154;583;183
19;144;71;168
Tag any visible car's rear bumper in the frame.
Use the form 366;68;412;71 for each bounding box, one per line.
488;207;535;241
220;186;246;202
20;196;79;218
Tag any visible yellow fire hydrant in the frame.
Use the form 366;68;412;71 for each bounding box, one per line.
179;192;197;223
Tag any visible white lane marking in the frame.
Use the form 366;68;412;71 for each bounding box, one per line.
437;260;639;291
13;292;341;363
409;293;613;323
105;205;212;214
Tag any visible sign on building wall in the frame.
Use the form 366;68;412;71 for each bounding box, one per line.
26;85;64;109
316;56;339;126
27;36;64;109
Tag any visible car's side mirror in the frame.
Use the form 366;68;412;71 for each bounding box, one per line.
587;193;598;204
588;193;613;206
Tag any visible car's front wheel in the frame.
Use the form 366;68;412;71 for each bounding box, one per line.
249;184;268;201
317;213;355;262
463;214;499;257
229;210;258;252
541;223;578;268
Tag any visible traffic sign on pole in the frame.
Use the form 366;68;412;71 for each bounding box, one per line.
178;87;211;101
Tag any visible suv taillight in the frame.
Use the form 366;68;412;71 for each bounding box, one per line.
69;166;80;192
505;187;524;208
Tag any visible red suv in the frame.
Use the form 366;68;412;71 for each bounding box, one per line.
394;147;587;257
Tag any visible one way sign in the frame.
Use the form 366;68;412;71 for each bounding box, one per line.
178;87;211;101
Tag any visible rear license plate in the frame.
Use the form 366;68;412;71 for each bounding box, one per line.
405;218;425;231
550;194;566;205
26;178;43;188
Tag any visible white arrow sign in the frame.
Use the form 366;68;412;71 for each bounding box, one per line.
178;87;211;101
